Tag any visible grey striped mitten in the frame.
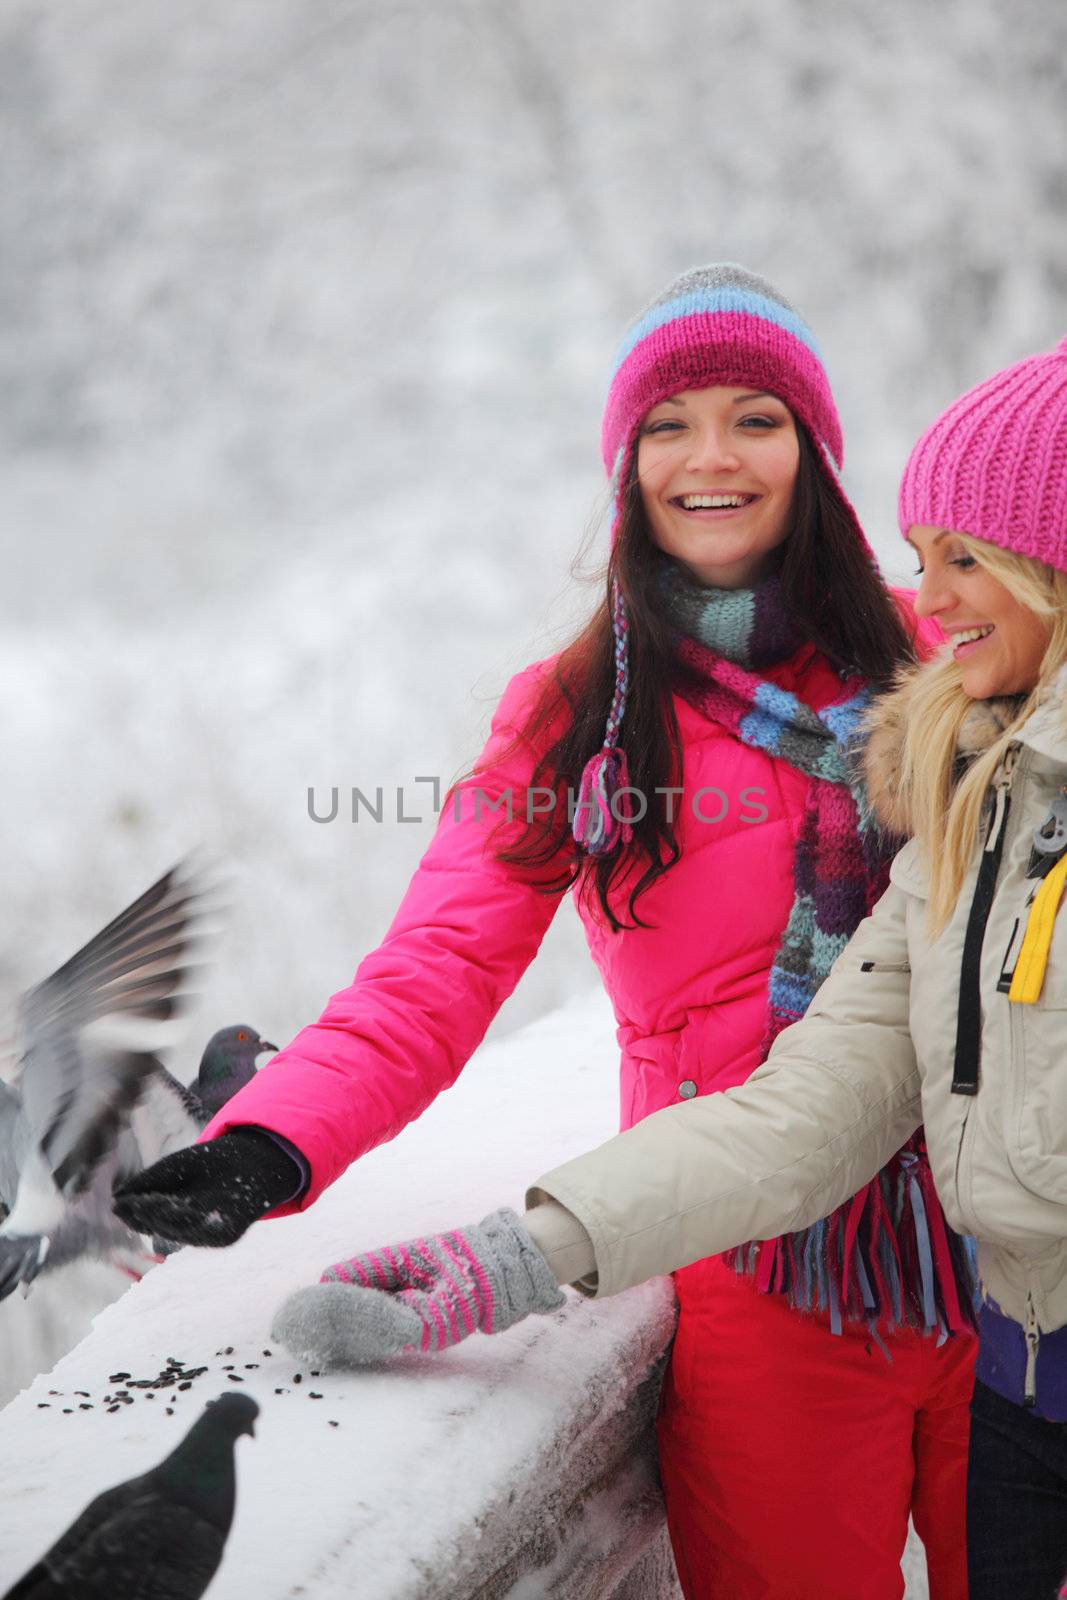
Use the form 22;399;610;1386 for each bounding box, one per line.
271;1208;565;1368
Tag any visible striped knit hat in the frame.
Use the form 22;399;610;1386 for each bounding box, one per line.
574;263;869;854
898;337;1067;574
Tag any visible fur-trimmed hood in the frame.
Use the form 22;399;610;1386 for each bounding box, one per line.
862;654;1027;836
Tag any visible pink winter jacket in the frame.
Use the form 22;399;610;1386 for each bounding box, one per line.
204;592;940;1213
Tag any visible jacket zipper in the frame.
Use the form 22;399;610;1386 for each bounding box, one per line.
951;750;1019;1096
1024;1291;1040;1407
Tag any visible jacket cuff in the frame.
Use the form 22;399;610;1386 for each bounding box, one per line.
524;1192;600;1296
235;1125;311;1205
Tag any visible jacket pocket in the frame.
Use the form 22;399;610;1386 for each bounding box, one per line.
619;1029;684;1129
949;1103;982;1239
1008;989;1067;1198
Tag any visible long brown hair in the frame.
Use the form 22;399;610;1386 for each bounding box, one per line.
490;424;918;930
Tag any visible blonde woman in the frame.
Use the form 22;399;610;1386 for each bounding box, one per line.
274;339;1067;1599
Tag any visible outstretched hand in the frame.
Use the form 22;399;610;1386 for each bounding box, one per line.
112;1129;304;1247
272;1208;565;1368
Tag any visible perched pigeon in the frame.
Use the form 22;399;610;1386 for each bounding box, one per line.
149;1025;278;1138
0;865;207;1303
3;1391;258;1599
136;1026;277;1257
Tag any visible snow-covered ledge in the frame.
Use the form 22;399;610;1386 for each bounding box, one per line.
0;991;682;1598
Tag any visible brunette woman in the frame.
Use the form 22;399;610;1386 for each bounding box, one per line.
116;266;973;1600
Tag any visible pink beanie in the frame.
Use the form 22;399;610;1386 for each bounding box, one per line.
603;265;845;491
898;337;1067;574
574;264;871;855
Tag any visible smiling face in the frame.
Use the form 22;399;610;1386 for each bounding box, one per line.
635;386;800;589
909;525;1051;697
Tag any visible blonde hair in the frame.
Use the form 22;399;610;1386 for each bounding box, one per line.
892;536;1067;936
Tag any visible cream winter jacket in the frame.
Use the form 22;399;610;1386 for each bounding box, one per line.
530;662;1067;1364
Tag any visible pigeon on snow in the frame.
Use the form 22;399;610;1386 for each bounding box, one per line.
0;864;208;1301
3;1390;258;1600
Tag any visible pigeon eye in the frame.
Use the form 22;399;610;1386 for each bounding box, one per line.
237;1031;247;1041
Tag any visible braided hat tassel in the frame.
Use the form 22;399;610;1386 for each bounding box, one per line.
572;585;633;854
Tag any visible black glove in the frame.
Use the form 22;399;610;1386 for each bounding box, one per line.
112;1129;306;1247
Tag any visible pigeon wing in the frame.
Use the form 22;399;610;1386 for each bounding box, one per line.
0;1076;26;1214
16;863;206;1201
158;1065;207;1127
123;1068;205;1190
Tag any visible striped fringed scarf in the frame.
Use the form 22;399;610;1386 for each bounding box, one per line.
664;563;978;1340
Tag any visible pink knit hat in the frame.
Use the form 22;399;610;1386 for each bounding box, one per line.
898;337;1067;573
574;264;870;855
602;265;849;504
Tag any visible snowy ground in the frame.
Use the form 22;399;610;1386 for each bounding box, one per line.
0;989;929;1596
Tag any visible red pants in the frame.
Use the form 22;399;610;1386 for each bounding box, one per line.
658;1255;976;1600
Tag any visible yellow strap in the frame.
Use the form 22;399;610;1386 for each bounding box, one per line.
1009;851;1067;1004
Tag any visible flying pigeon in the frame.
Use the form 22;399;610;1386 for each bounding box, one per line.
2;1390;258;1599
0;864;208;1302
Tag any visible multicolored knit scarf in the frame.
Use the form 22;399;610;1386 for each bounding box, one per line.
663;563;978;1340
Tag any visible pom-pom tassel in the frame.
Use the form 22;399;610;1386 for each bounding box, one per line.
572;746;634;855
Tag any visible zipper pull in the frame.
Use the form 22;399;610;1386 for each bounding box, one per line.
986;749;1019;854
1023;1293;1040;1407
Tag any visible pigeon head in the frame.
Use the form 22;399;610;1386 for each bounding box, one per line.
204;1391;259;1439
195;1025;277;1118
155;1390;260;1536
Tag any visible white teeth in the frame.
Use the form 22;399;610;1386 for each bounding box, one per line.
954;626;995;644
680;494;751;509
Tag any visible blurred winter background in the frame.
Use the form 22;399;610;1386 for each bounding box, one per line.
2;0;1065;1053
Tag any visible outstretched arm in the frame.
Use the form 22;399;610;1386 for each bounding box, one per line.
271;875;921;1366
200;664;569;1212
527;876;922;1297
113;665;571;1247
